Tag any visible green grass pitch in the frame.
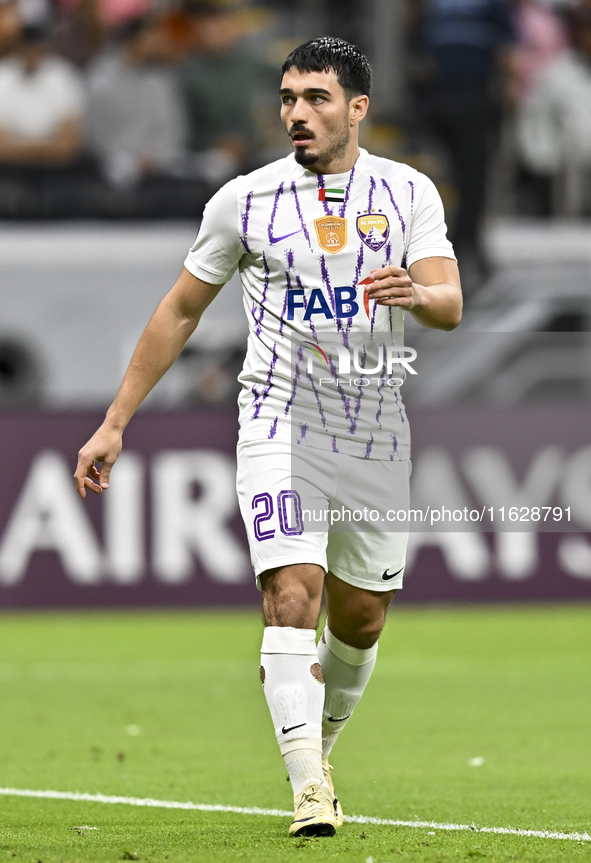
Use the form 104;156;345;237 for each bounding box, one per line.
0;605;590;863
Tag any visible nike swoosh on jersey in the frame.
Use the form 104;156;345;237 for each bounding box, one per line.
381;566;404;581
269;229;303;245
327;713;352;722
282;722;307;734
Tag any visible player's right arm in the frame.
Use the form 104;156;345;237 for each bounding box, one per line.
74;267;224;499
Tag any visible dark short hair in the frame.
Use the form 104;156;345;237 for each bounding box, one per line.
282;37;372;100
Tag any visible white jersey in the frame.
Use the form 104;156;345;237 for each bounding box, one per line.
184;148;455;460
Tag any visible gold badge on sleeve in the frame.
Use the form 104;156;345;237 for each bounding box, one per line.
314;216;347;254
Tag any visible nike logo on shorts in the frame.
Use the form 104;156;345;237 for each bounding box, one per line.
382;566;404;581
282;722;307;734
269;229;303;245
327;713;352;722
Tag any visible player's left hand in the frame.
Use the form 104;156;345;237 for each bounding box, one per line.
365;266;420;310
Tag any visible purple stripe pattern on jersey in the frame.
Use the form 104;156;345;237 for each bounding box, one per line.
327;352;354;432
364;434;374;459
240;191;254;252
253;253;270;336
299;285;319;342
331;434;339;453
353;373;364;433
340;166;355;218
252;341;278;419
268;416;278;439
367;175;376;212
306;369;328;429
390;433;398;461
352;243;365;342
353;232;365;285
375;380;385;429
354;342;380;427
291;181;313;249
284;344;303;417
319;255;338;326
381;179;406;238
370;294;378;334
298;422;308;443
268;182;284;245
408;180;415;216
401;182;414;265
394;388;406;429
278;288;289;337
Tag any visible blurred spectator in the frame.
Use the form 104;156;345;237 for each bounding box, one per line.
0;0;20;58
179;0;276;182
56;0;149;31
0;25;84;165
503;0;568;216
516;3;591;215
19;0;53;27
87;18;185;186
53;0;152;69
418;0;515;291
86;16;209;216
508;0;569;105
0;24;89;216
53;0;107;68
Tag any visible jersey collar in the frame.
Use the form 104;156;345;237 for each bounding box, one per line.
288;147;369;183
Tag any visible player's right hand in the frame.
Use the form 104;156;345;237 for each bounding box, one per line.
74;424;123;499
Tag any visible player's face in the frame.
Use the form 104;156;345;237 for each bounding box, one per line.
280;68;365;173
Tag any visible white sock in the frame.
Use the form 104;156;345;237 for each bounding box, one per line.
260;626;324;794
317;626;378;757
281;739;323;796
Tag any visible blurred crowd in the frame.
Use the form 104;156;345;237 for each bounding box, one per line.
2;0;591;407
406;0;591;289
0;0;591;238
0;0;278;217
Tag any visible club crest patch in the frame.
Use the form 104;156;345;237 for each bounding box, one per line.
314;216;347;254
356;213;390;252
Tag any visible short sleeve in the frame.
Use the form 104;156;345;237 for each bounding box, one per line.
405;174;456;268
184;178;243;284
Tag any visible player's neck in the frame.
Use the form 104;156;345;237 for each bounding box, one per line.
306;144;360;176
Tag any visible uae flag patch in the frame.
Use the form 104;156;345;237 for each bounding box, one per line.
318;187;345;203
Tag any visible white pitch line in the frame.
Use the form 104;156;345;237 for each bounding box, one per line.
0;787;589;844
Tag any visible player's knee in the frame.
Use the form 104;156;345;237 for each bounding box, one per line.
352;619;383;649
275;587;316;622
331;605;387;649
262;565;323;602
264;576;319;608
261;564;323;627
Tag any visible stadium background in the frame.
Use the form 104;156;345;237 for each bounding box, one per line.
1;0;591;607
1;3;590;859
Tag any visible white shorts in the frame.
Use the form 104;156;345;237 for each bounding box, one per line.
236;439;410;592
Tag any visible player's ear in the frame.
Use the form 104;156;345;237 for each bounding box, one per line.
349;94;369;126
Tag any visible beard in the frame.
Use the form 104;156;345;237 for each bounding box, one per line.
293;120;351;169
294;148;321;167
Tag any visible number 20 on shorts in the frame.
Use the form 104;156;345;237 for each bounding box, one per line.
252;491;304;540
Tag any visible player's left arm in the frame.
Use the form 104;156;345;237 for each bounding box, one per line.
365;256;462;330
